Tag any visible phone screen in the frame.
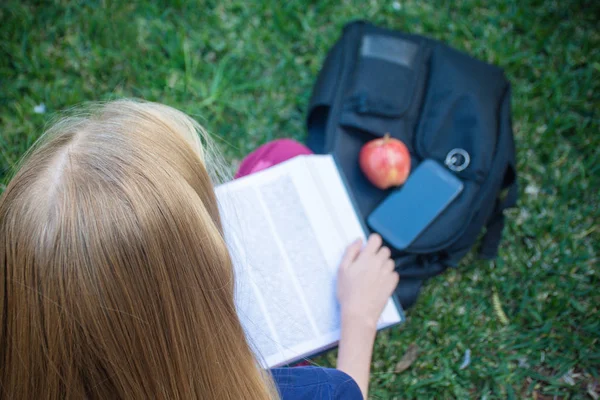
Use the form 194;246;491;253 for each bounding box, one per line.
367;159;464;250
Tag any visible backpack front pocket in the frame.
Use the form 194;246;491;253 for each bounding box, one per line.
339;32;431;156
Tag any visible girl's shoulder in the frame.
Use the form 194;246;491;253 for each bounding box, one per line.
270;366;362;400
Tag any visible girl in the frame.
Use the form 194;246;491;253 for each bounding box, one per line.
0;100;398;399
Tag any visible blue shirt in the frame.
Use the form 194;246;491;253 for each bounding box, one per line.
271;367;363;400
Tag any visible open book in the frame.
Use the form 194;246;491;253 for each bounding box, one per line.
216;155;404;368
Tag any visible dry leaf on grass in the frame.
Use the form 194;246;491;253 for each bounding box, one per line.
394;343;419;373
492;290;510;325
588;382;599;400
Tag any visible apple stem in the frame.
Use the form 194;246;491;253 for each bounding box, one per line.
384;133;391;142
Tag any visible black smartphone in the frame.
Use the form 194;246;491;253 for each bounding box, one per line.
367;159;464;250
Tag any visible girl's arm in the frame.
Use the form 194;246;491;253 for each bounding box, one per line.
335;234;399;399
336;314;377;398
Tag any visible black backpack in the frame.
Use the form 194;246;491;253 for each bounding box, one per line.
306;21;518;308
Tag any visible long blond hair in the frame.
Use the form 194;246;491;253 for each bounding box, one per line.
0;100;277;399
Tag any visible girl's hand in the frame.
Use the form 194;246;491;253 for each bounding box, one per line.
335;234;399;398
336;233;399;329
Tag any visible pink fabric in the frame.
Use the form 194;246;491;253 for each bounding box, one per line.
235;139;313;178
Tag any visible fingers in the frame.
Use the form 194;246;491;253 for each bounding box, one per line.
339;238;362;269
363;233;382;255
379;269;400;301
391;271;400;287
383;259;395;273
377;246;391;261
385;271;400;296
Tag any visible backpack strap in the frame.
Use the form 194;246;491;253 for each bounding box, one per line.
479;180;517;259
394;279;424;309
395;255;447;279
480;201;506;259
480;84;518;259
394;255;448;308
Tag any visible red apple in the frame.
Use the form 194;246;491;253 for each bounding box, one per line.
359;133;411;189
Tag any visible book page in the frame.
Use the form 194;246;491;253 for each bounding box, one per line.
216;155;402;367
306;155;402;326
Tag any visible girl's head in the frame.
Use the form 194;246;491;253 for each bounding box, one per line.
0;100;275;399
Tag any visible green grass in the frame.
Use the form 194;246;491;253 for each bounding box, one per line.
1;0;598;398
